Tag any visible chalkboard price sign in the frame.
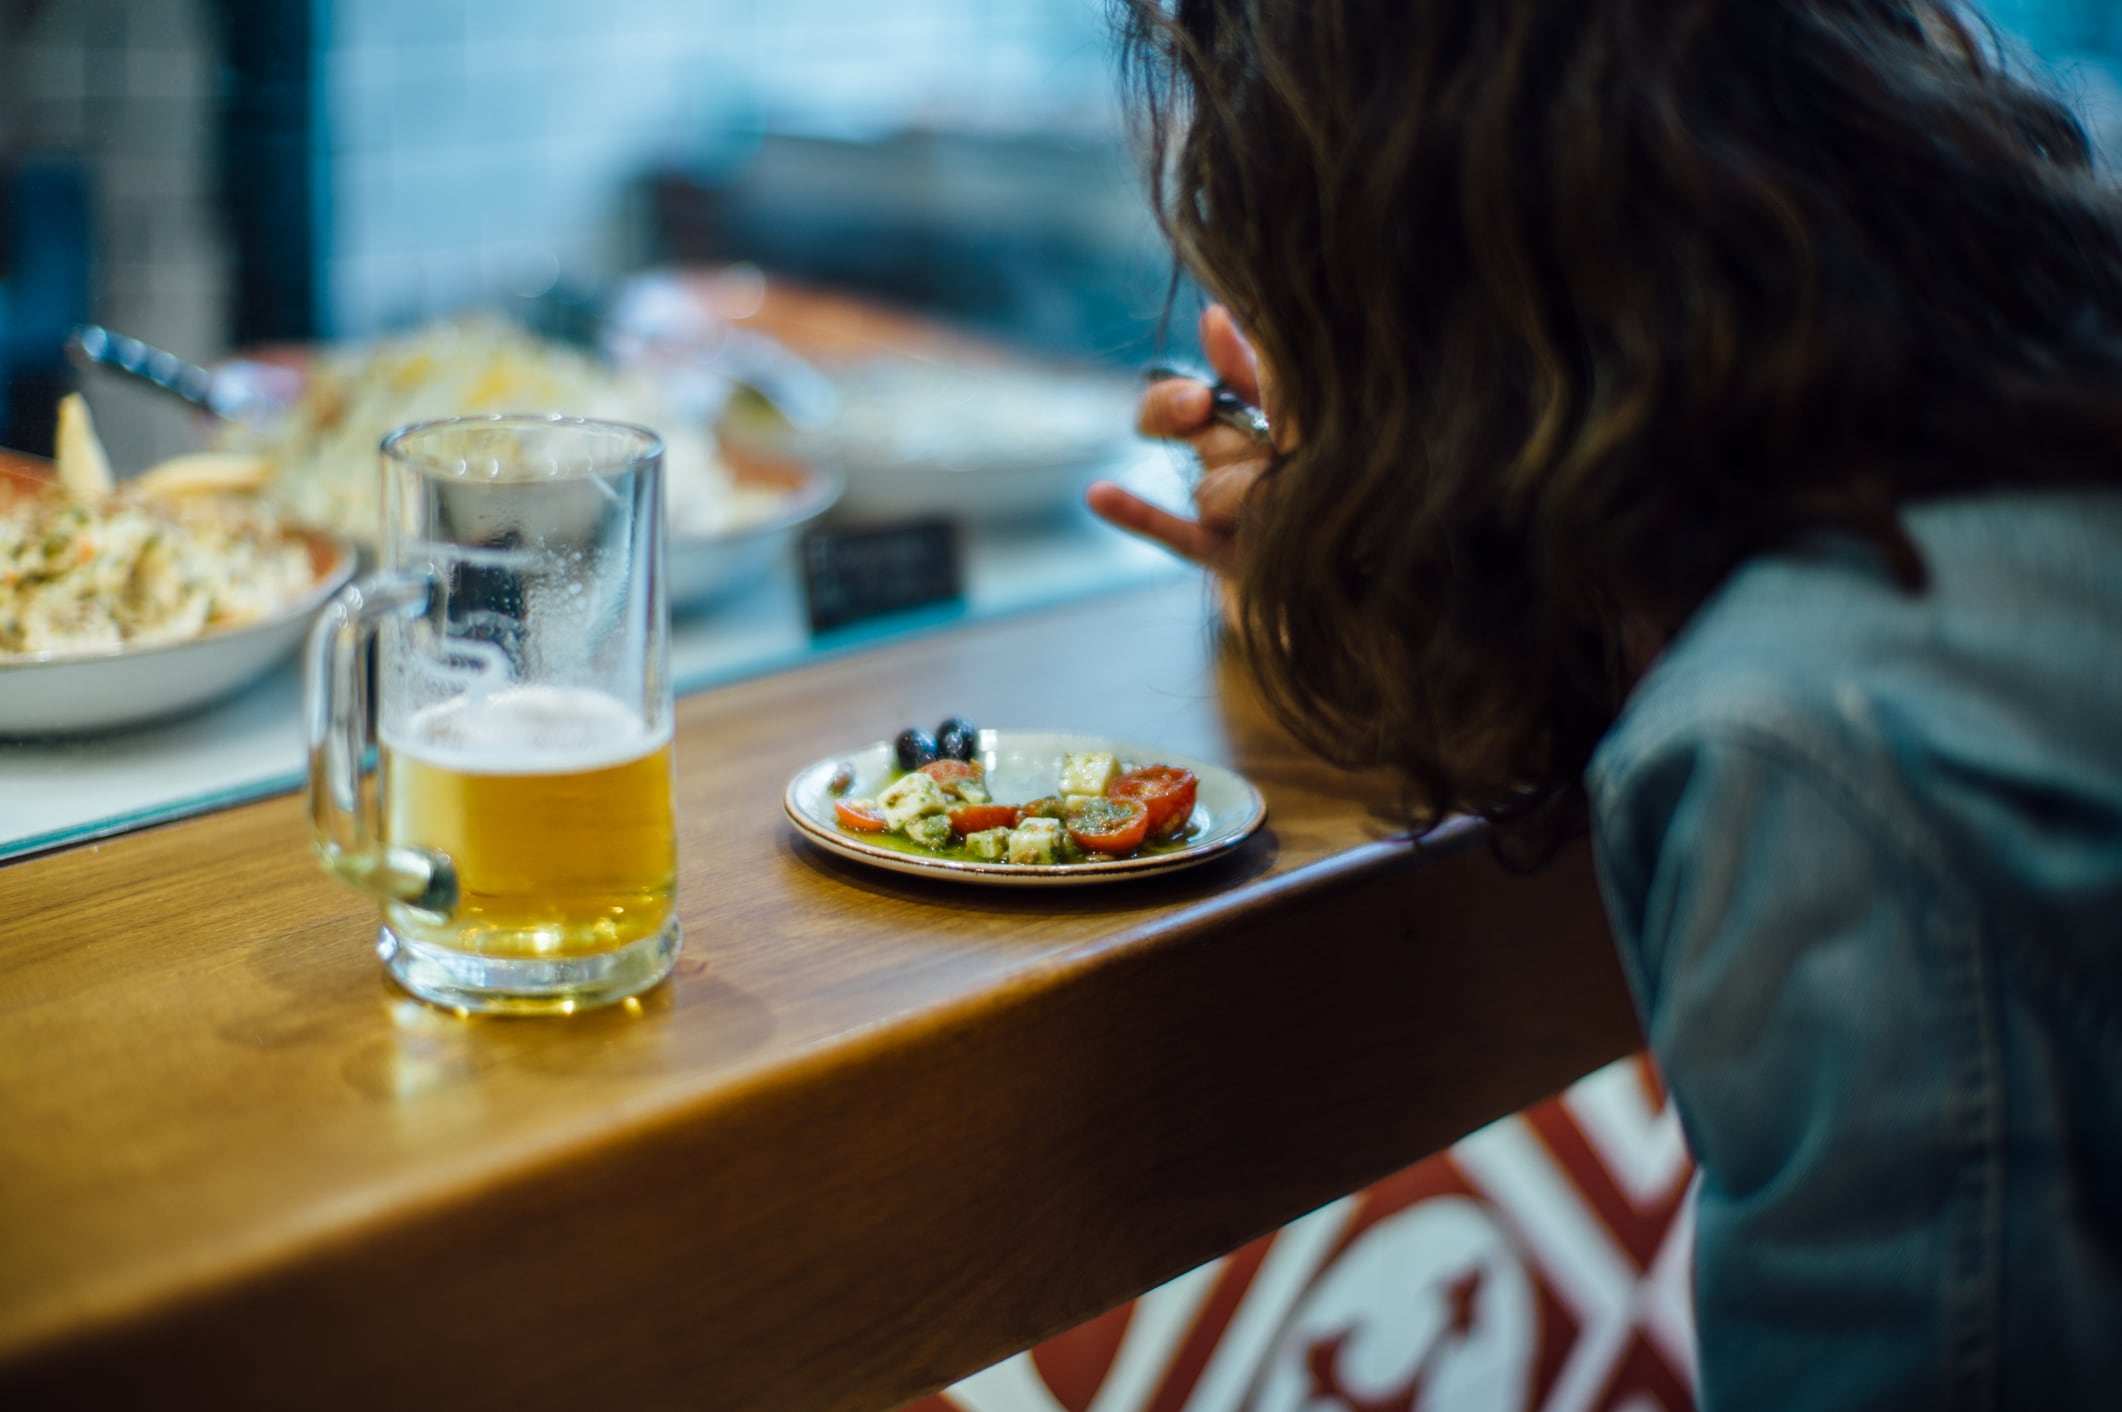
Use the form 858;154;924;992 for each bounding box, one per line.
800;517;963;635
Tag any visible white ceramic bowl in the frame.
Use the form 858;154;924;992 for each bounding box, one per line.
771;358;1142;524
668;451;841;608
822;441;1138;523
0;528;355;737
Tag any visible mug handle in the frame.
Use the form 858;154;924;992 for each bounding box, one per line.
303;568;458;915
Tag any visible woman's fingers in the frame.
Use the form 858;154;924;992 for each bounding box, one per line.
1193;456;1266;529
1200;305;1263;408
1201;304;1293;446
1084;449;1267;571
1110;308;1275;573
1140;379;1260;468
1192;422;1271;471
1137;378;1212;438
1085;480;1233;571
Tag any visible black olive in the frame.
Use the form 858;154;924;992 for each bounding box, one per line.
895;727;939;771
936;716;978;761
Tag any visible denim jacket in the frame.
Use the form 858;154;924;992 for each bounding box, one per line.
1587;491;2122;1410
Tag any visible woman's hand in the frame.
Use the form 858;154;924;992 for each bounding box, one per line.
1086;305;1277;578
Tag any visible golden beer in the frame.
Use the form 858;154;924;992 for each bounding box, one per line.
379;686;676;960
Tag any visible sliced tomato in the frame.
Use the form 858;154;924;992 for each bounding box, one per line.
1064;795;1150;854
1109;765;1198;839
920;759;984;785
948;803;1019;835
1015;796;1067;823
833;797;889;833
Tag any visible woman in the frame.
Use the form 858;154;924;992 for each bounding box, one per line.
1089;2;2122;1406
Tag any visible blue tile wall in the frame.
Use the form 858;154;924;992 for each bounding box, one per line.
316;0;1133;338
2;0;227;466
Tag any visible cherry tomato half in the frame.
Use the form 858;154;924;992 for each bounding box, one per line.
1015;796;1068;823
948;803;1020;835
833;798;889;832
1064;795;1150;854
1108;765;1198;839
920;758;984;785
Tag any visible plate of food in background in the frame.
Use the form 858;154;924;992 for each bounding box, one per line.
770;355;1139;523
0;398;355;736
608;269;1143;524
209;317;841;607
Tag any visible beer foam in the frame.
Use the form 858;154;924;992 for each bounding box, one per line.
385;685;668;775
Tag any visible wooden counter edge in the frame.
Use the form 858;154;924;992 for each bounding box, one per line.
0;825;1639;1411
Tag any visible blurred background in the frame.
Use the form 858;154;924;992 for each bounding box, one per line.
3;4;2121;1406
0;0;1173;472
0;0;2117;468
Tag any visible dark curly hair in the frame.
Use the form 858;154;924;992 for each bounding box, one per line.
1115;0;2122;847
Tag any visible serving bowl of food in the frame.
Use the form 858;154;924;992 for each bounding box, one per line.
665;442;842;608
776;355;1139;523
610;269;1141;524
0;429;355;736
210;317;840;605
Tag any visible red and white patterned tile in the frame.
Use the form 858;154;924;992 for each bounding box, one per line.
910;1055;1696;1412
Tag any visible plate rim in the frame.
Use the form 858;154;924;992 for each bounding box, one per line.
671;454;843;550
801;432;1144;481
783;728;1267;886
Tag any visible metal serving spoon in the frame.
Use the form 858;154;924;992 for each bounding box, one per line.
65;325;300;425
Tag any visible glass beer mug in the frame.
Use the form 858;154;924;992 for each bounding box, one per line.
306;414;678;1013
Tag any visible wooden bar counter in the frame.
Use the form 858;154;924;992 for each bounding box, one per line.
0;576;1640;1410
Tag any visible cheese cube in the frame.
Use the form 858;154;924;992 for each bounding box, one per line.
963;827;1011;861
1058;751;1118;798
878;772;949;830
904;814;954;849
1005;816;1063;865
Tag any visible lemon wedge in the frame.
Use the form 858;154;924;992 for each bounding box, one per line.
54;392;115;501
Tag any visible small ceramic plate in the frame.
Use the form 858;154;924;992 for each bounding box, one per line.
0;465;356;735
784;729;1267;886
